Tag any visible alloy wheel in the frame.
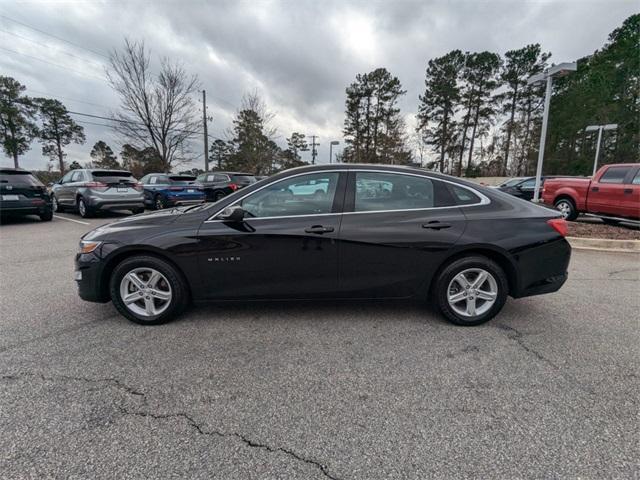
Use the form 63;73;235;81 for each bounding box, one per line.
447;268;498;318
52;196;58;212
78;199;86;217
556;201;571;219
155;197;164;209
119;267;172;317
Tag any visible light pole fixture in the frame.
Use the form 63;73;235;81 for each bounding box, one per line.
585;124;618;176
329;140;340;164
527;62;578;202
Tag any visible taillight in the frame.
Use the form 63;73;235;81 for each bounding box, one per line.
547;218;568;237
84;181;107;191
229;183;238;191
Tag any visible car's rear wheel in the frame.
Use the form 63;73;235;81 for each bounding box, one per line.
110;255;189;325
435;256;508;326
554;198;578;221
213;191;226;201
39;208;53;221
132;207;145;215
154;195;165;210
77;197;93;218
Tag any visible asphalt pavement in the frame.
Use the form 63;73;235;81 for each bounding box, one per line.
0;212;638;479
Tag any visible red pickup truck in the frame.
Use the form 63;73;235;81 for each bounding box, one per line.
542;163;640;223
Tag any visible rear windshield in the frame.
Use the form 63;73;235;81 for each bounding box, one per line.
230;175;256;183
169;175;196;184
0;171;43;186
91;171;135;184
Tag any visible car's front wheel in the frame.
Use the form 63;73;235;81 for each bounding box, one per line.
434;256;508;326
51;195;62;212
109;255;189;325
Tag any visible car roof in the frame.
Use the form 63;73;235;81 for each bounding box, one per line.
203;171;254;176
0;167;32;174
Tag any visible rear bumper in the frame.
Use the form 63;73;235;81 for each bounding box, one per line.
511;237;572;298
86;198;144;211
0;200;51;215
512;271;568;298
165;198;205;206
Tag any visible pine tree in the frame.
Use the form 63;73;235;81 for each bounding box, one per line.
0;76;38;168
90;140;120;169
417;51;465;172
36;98;85;174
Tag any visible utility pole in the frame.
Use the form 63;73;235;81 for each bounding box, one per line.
202;90;209;172
310;135;319;164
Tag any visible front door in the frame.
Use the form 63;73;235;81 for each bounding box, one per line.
337;171;469;298
196;171;346;299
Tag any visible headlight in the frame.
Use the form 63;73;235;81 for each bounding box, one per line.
79;240;102;254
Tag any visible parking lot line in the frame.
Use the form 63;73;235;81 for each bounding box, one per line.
53;215;91;225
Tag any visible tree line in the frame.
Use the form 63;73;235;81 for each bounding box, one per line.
2;14;637;178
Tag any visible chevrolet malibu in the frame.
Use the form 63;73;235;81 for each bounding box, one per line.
75;164;571;326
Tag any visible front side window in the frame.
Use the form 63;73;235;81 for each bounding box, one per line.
519;178;536;189
239;172;340;218
599;166;632;184
70;171;83;182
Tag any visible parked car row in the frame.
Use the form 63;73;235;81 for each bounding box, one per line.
0;167;259;221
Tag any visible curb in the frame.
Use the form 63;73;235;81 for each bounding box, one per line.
567;236;640;253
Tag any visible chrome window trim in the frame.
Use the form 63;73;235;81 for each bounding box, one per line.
204;168;490;223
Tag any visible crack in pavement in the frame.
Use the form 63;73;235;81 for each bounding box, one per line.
495;324;557;368
1;372;342;480
116;407;342;480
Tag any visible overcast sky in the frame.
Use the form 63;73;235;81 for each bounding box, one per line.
1;0;637;171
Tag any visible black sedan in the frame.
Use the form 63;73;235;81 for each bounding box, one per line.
75;164;571;326
496;176;562;201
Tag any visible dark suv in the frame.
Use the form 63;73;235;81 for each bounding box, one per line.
0;168;52;221
51;169;145;218
195;171;257;201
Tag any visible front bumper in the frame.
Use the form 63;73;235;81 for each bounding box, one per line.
75;252;110;303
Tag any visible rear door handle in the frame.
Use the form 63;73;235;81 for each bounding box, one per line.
422;221;451;230
305;225;334;234
624;188;633;194
591;186;599;192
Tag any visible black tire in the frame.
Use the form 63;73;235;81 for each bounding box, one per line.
109;255;190;325
213;190;226;202
602;218;620;226
554;197;578;221
154;194;166;210
132;207;145;215
77;197;93;218
51;195;63;213
40;209;53;221
434;255;509;326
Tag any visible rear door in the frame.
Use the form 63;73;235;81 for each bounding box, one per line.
588;165;634;217
65;170;85;206
337;170;470;298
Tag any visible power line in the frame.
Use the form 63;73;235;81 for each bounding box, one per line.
0;47;105;82
0;14;109;59
0;28;106;68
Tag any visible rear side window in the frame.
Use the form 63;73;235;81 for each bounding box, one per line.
231;175;256;183
599;166;632;184
354;172;465;212
449;184;482;205
0;171;44;186
70;171;84;182
632;170;640;185
91;171;134;183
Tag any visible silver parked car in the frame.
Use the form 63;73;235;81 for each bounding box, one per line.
51;169;145;218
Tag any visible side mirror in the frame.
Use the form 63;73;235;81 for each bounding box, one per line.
218;205;245;222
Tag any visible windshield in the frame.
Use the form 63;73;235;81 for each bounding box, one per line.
0;171;44;186
231;175;256;184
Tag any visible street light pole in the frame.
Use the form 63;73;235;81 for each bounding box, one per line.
532;75;553;203
329;140;339;164
585;124;618;176
527;62;577;203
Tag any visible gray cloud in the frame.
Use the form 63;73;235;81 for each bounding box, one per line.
1;0;636;170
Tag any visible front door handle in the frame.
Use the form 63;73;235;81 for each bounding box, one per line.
305;225;334;234
591;186;599;192
624;188;633;194
422;221;452;230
